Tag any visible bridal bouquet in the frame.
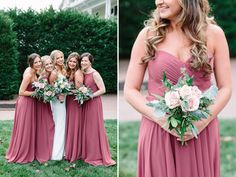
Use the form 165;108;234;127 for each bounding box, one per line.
54;76;71;95
32;78;55;103
74;84;93;105
147;68;218;145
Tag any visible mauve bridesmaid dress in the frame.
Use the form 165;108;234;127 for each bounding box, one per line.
137;51;220;177
81;71;115;166
35;77;55;163
6;84;37;163
65;94;83;162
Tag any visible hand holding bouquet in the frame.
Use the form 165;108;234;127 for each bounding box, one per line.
54;76;71;102
32;78;55;103
147;68;218;145
74;84;93;105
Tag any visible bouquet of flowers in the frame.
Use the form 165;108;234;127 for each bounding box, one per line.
74;84;93;105
67;80;76;95
54;76;71;95
147;68;218;145
32;78;55;103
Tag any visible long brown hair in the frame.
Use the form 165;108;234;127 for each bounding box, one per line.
66;52;80;81
142;0;215;75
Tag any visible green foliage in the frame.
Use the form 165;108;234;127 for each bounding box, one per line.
119;0;155;58
0;12;20;99
6;7;117;93
120;0;236;58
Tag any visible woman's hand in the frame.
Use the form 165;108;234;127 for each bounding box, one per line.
152;115;180;138
177;118;210;142
57;94;65;103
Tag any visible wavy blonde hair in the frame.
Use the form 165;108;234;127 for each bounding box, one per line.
50;49;66;75
142;0;216;75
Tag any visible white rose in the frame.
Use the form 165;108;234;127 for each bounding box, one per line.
181;95;200;112
191;86;202;98
179;85;192;98
165;91;181;109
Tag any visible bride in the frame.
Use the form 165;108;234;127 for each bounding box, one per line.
49;50;67;160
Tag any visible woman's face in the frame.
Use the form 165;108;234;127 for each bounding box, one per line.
55;52;64;66
33;57;42;71
68;57;78;70
155;0;182;20
44;58;54;72
80;56;91;70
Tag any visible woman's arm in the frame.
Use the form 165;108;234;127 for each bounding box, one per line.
75;70;84;88
181;25;232;142
18;73;34;96
49;70;57;85
92;72;106;97
124;28;168;125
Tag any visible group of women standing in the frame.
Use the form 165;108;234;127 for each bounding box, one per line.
5;50;115;166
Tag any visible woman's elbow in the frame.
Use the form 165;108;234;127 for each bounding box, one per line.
123;86;131;101
18;90;24;96
102;88;106;95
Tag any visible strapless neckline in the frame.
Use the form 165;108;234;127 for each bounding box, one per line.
156;50;213;64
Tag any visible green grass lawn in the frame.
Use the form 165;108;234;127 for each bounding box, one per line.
119;119;236;177
0;120;117;177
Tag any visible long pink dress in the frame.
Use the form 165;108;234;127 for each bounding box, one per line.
81;71;116;166
35;82;55;163
65;94;83;162
6;84;37;163
137;51;220;177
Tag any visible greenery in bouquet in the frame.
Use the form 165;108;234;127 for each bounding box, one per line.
54;76;71;95
32;78;55;103
74;84;93;105
147;68;218;145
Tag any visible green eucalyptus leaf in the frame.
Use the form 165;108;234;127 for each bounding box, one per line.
170;117;178;128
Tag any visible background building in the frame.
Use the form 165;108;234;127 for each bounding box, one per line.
59;0;117;19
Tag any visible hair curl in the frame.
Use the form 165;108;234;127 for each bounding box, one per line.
142;0;216;75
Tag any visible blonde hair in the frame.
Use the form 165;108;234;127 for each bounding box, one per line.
50;50;66;74
142;0;215;75
39;55;54;76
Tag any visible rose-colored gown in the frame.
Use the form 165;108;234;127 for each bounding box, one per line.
65;94;83;162
6;84;37;163
35;79;55;163
137;51;220;177
81;71;115;166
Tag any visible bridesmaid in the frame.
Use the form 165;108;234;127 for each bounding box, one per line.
80;52;115;166
49;50;67;160
35;55;55;163
65;52;84;162
124;0;232;177
6;53;42;163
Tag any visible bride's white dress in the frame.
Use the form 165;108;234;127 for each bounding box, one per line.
51;74;66;160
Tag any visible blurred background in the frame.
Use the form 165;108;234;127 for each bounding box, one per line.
119;0;236;177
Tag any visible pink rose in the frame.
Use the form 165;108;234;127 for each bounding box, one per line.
191;86;202;98
45;91;52;96
79;86;88;93
181;95;200;112
179;85;192;98
38;83;45;89
165;91;181;109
